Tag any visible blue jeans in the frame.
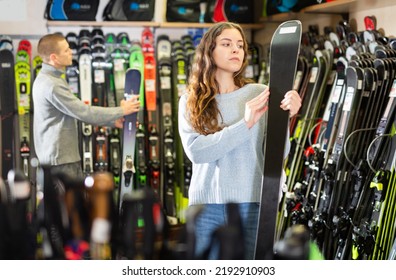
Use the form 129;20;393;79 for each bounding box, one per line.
190;203;259;260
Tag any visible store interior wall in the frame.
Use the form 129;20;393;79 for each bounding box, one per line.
0;0;166;58
0;1;396;64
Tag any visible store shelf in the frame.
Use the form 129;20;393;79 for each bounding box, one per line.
160;22;265;30
47;20;265;30
259;0;357;22
300;0;396;18
46;20;160;28
159;22;212;29
261;12;299;23
301;0;356;14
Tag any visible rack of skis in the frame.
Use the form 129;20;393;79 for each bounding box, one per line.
64;27;197;225
3;16;396;260
0;166;211;260
1;166;319;260
1;27;265;259
1;27;262;226
274;17;396;260
0;36;40;185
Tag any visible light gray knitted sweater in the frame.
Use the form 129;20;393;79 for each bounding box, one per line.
178;83;290;205
32;63;123;166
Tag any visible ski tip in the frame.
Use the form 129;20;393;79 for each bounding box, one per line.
278;20;302;34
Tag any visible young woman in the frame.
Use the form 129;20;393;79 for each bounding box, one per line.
178;22;301;259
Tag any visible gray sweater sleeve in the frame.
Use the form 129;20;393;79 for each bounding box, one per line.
50;81;123;126
178;94;252;164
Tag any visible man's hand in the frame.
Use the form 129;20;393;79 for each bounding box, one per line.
114;117;124;129
120;95;140;115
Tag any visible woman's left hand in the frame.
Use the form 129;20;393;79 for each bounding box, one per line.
280;90;301;117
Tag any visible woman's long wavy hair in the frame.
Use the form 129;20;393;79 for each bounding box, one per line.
186;22;250;135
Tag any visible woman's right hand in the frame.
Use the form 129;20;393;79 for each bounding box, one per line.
120;95;140;115
244;87;270;129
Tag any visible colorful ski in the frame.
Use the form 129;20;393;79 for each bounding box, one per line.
129;43;147;190
171;40;189;222
142;27;161;197
79;52;94;176
118;68;141;212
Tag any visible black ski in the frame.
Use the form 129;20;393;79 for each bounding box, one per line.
157;35;177;224
0;48;16;179
255;20;302;259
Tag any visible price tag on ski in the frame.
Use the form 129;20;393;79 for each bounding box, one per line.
255;20;302;259
119;68;141;212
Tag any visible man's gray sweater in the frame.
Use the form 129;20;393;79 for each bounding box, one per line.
32;63;123;166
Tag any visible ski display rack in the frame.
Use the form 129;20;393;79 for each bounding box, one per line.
273;17;396;260
2;0;396;259
59;29;206;225
0;29;207;227
0;26;267;259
